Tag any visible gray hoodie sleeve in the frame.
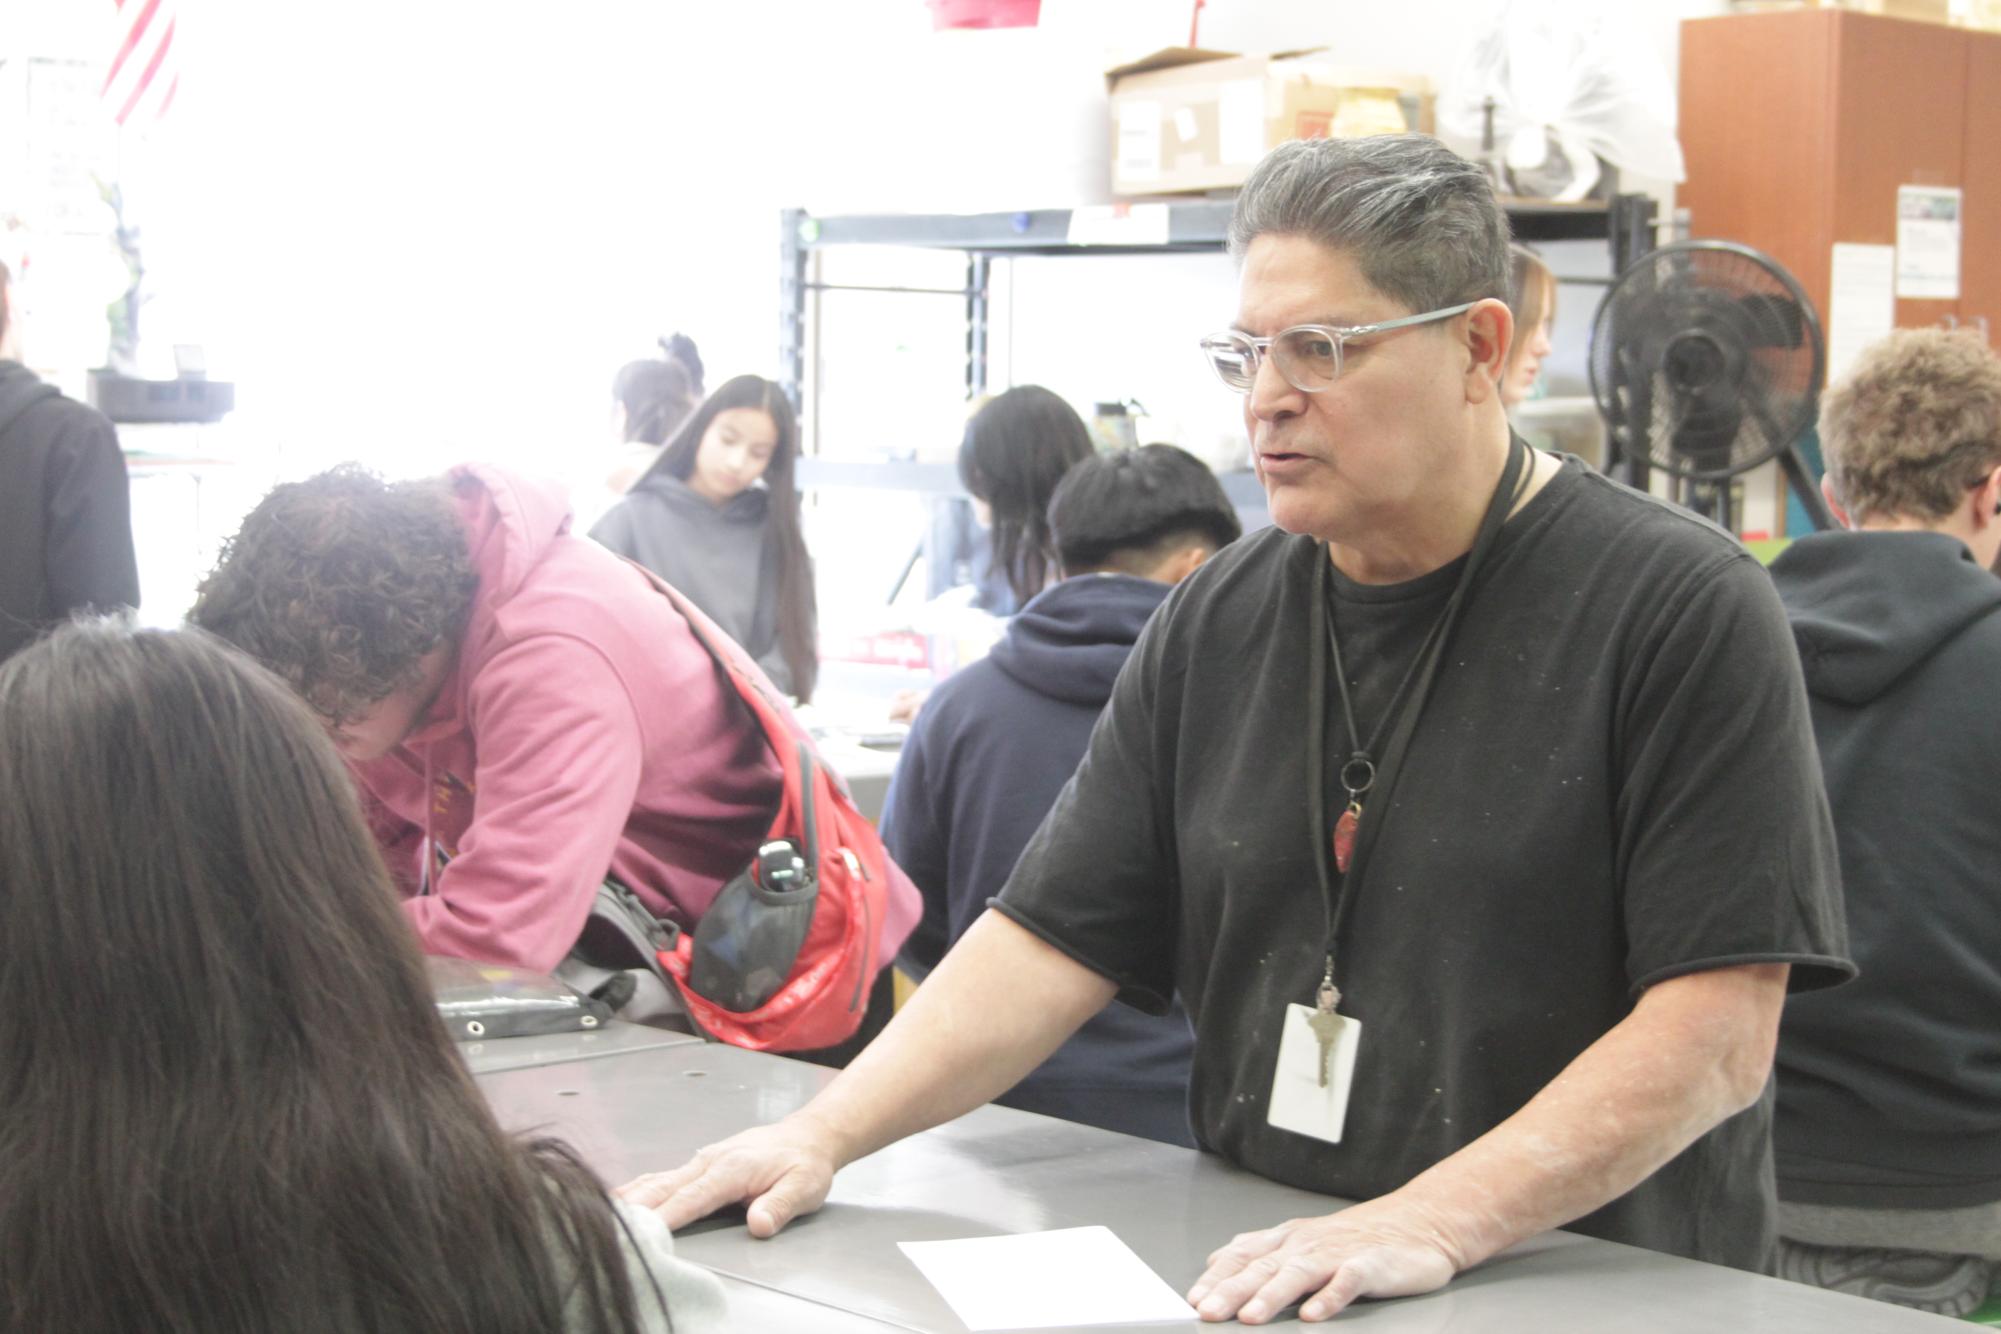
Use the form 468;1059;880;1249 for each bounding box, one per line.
604;1199;730;1334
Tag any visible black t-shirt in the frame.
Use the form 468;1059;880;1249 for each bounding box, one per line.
995;456;1852;1271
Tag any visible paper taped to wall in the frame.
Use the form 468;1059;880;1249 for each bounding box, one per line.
1828;243;1896;386
1896;185;1962;301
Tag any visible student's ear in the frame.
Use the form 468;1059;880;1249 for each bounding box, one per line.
1464;298;1512;405
1820;476;1854;529
1973;465;2001;526
1158;544;1213;587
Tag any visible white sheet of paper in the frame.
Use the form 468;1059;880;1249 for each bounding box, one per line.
1267;1003;1362;1145
1218;78;1266;165
1896;185;1961;300
898;1226;1197;1330
1115;102;1161;183
1827;243;1897;387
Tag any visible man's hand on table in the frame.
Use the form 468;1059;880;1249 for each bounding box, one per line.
1187;1197;1463;1324
618;1113;843;1239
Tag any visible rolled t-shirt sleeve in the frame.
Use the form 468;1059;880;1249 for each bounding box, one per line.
992;607;1181;1015
1613;551;1852;994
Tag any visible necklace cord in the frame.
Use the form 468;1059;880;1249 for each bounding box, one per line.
1307;436;1534;994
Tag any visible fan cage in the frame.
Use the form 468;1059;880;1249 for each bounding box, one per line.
1587;240;1825;483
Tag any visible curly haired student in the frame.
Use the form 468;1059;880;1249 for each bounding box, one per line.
192;463;919;1005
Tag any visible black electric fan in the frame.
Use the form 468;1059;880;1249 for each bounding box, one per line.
1588;239;1835;534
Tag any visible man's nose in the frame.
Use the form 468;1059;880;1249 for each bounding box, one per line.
1247;351;1304;422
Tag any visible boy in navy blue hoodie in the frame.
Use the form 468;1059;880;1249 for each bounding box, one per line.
881;445;1241;1145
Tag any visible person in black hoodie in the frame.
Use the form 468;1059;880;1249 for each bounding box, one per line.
880;445;1241;1145
0;260;140;662
1769;328;2001;1319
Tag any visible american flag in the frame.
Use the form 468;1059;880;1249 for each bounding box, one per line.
102;0;179;127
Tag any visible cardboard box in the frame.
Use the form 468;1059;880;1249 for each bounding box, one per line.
1106;49;1433;197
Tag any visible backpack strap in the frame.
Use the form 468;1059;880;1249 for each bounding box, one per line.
625;560;836;825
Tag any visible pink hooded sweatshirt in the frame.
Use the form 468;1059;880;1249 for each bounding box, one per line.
354;464;921;973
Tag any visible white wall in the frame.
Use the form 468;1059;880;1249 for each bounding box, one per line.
4;0;1754;623
5;0;1726;480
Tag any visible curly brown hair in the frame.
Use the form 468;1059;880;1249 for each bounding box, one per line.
190;465;478;726
1821;328;2001;523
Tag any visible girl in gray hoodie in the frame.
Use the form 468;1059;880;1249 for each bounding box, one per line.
592;375;818;701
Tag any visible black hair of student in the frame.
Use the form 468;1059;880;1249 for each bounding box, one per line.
0;619;671;1333
652;374;818;701
613;334;704;447
1048;444;1243;576
957;385;1094;607
659;332;704;393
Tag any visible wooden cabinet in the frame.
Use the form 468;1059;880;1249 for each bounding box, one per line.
1680;10;2001;348
1960;30;2001;344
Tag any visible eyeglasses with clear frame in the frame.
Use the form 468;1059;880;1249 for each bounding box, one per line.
1198;301;1478;394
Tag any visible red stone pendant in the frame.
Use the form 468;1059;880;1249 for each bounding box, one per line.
1333;805;1360;873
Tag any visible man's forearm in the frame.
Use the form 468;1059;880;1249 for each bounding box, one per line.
1369;963;1790;1271
794;909;1118;1166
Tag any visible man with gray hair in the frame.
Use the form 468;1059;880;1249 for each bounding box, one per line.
626;136;1851;1322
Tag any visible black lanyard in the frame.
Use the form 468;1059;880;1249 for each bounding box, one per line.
1303;433;1530;1009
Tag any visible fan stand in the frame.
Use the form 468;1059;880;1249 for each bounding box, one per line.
1781;441;1837;531
1680;476;1738;534
1748;394;1840;535
1673;403;1838;539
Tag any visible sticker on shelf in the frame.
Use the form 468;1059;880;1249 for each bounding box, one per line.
1066;204;1170;247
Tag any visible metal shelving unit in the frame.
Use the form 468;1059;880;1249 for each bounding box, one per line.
780;194;1657;411
779;192;1660;516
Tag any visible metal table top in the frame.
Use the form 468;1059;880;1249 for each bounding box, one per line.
477;1043;1955;1332
455;1017;704;1076
716;1274;913;1331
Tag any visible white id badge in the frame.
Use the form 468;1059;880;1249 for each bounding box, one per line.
1266;1004;1363;1144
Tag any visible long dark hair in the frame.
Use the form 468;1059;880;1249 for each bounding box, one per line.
0;620;669;1332
1506;245;1556;370
613;333;705;446
651;374;817;701
958;385;1094;608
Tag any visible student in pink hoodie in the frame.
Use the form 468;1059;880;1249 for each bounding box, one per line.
191;463;919;1045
